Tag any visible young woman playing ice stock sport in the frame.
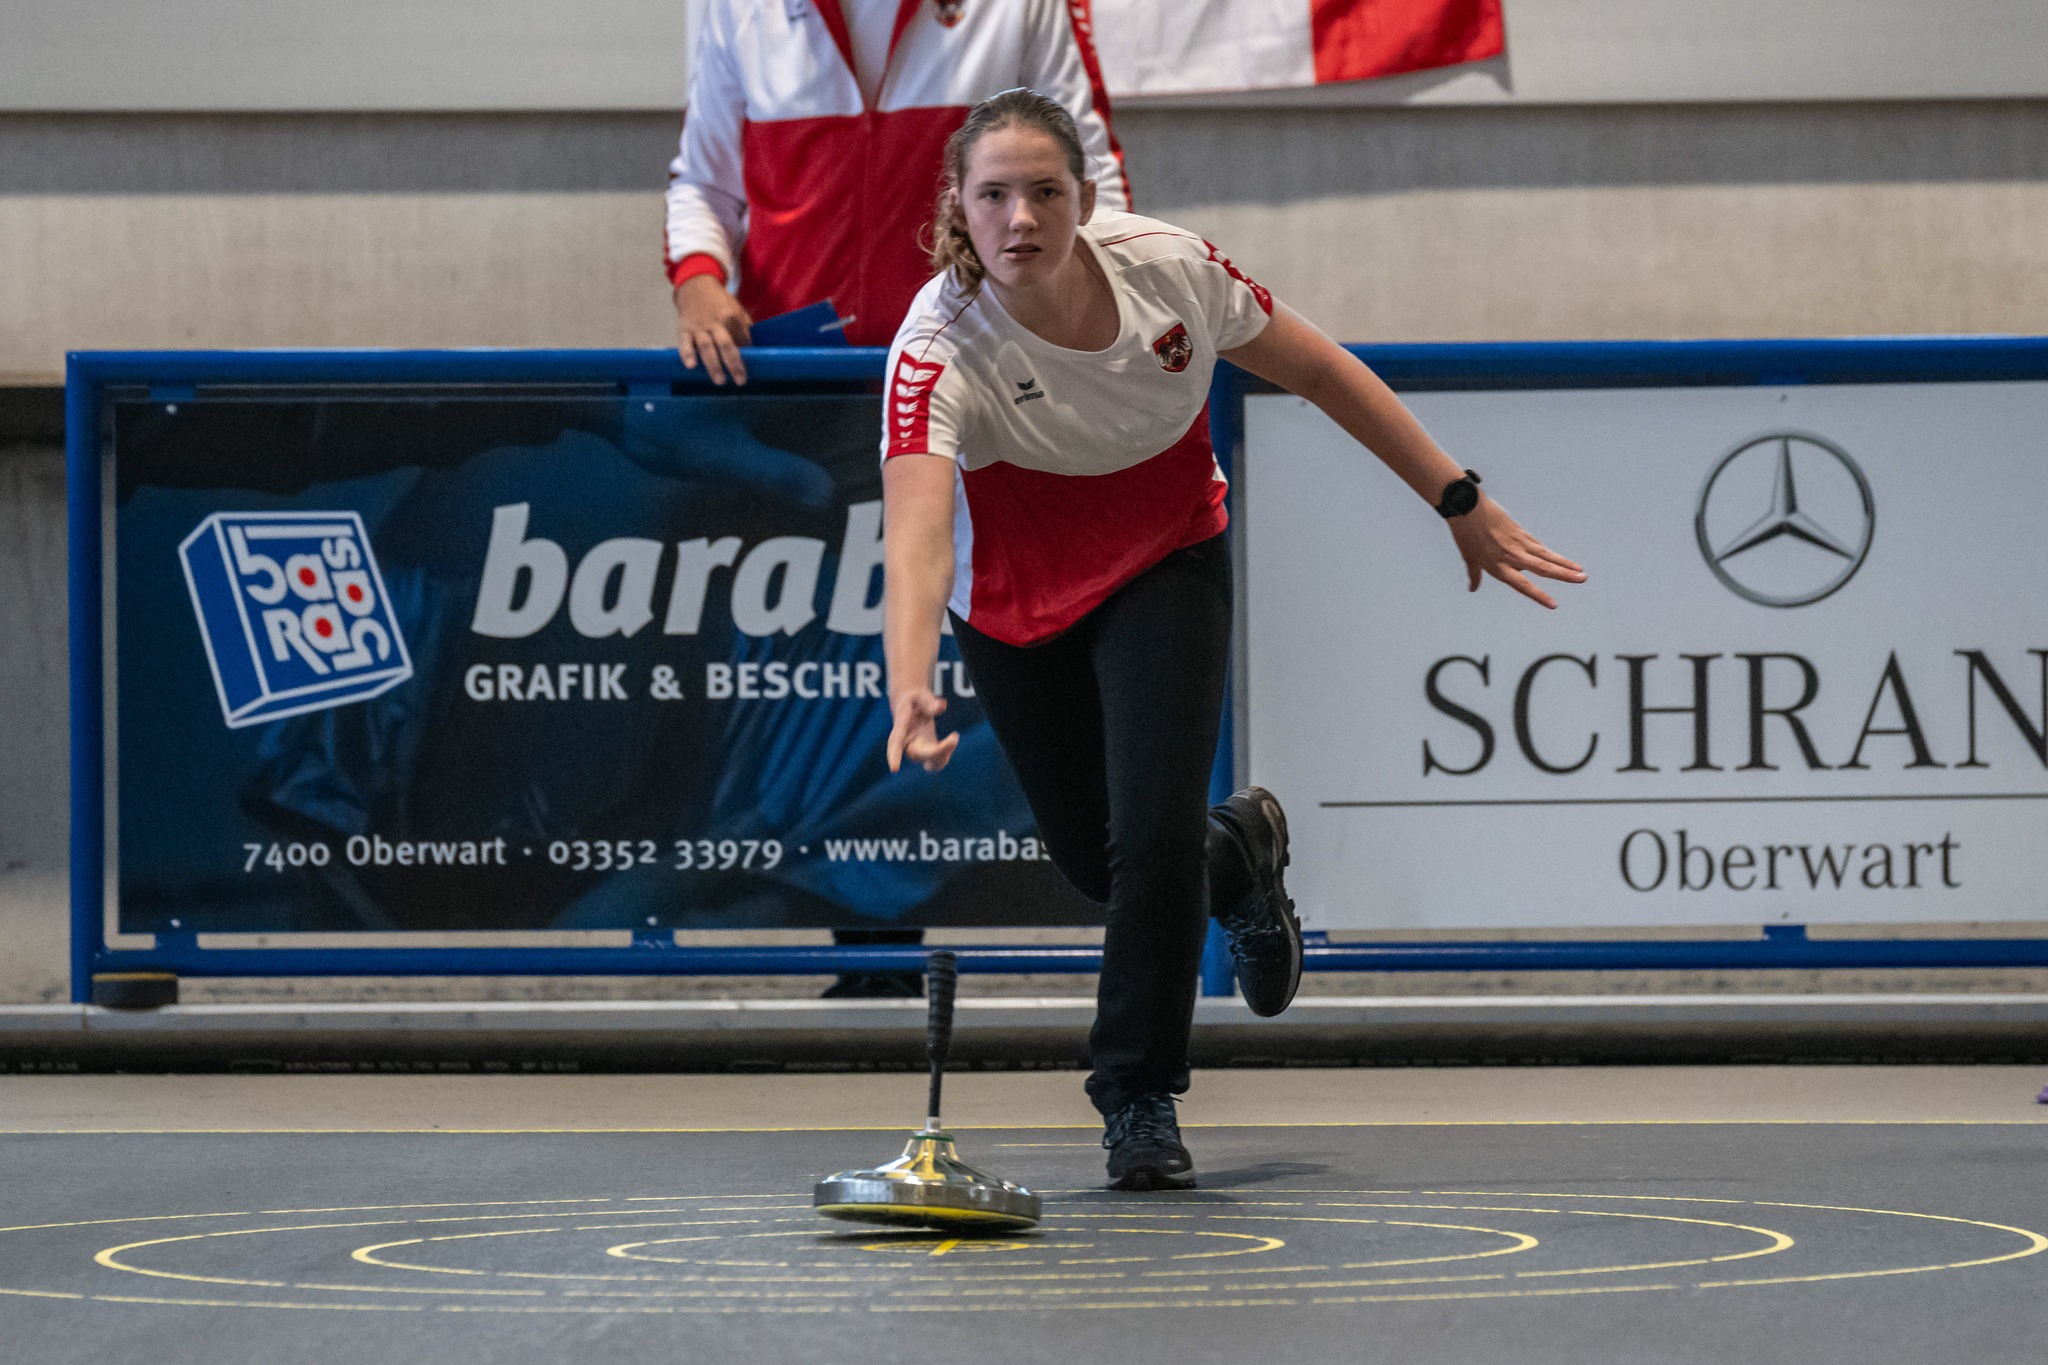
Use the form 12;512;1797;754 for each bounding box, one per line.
881;90;1586;1192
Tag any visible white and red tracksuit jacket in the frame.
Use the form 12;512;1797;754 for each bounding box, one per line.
664;0;1130;347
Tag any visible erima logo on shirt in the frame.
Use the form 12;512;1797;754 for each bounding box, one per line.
1013;376;1045;406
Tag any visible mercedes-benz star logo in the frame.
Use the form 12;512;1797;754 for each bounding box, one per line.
1695;432;1874;608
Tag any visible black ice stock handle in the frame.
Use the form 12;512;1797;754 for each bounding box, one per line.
926;950;958;1074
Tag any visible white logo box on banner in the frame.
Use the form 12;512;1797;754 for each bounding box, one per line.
1242;381;2048;929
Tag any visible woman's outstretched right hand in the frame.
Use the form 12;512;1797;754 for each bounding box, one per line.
1446;492;1586;610
887;688;960;773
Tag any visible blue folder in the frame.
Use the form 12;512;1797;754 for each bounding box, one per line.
748;300;853;348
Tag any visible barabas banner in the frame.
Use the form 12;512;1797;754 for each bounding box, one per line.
115;392;1091;934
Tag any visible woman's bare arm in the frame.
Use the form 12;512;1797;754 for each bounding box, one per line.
882;453;962;771
1222;306;1586;608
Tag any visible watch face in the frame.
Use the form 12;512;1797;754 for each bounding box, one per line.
1443;480;1478;516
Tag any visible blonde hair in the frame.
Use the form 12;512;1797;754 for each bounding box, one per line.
926;89;1089;293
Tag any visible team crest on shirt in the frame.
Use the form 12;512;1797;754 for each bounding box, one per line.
1151;323;1193;374
934;0;966;27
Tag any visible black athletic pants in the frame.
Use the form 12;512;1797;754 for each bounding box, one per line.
952;533;1246;1116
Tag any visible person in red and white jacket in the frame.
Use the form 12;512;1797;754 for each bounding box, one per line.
882;91;1585;1189
665;0;1129;382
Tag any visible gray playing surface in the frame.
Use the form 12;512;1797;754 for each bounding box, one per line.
2;1119;2043;1364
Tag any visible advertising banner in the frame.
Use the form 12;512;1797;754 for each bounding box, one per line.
1243;381;2048;928
112;390;1092;934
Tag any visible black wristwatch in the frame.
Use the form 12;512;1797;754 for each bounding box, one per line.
1435;468;1482;519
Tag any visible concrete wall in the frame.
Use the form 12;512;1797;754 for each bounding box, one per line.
4;96;2046;1000
1136;101;2048;345
5;101;2048;383
0;431;69;1003
0;0;694;111
6;0;2048;109
0;113;679;384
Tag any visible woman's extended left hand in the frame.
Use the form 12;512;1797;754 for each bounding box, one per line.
1447;494;1587;609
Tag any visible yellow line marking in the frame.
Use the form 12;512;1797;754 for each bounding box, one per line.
91;1294;424;1312
590;1279;881;1287
355;1230;543;1276
906;1271;1132;1283
1152;1230;1287;1260
12;1186;2039;1317
1413;1190;1754;1204
1176;1219;1539;1275
95;1208;761;1290
873;1296;1302;1313
604;1236;720;1264
1311;1282;1680;1307
1262;1202;1795;1284
567;1221;742;1233
1700;1201;2048;1288
1763;1198;2048;1224
1154;1216;1759;1294
358;1225;799;1283
1283;1271;1517;1293
1512;1215;1792;1279
1347;1220;1541;1270
99;1222;447;1287
263;1200;613;1215
553;1289;860;1301
1142;1263;1328;1277
944;1283;1214;1299
1241;1191;2045;1292
0;1199;628;1239
76;1292;833;1316
685;1206;799;1214
0;1212;253;1235
433;1303;843;1315
1318;1190;2046;1287
1122;1217;1552;1280
623;1195;806;1201
272;1282;542;1297
1055;1203;1336;1214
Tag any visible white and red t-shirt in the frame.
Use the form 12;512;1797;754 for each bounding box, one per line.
665;0;1128;348
883;211;1274;645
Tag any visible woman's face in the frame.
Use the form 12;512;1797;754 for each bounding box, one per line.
959;125;1095;292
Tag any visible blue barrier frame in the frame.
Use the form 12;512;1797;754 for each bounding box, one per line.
67;337;2048;1000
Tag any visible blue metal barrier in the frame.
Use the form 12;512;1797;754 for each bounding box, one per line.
68;339;2048;1000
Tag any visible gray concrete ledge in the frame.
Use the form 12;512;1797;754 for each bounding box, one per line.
5;994;2047;1072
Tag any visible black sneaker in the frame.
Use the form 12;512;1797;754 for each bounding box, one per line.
1103;1093;1196;1191
1208;786;1301;1017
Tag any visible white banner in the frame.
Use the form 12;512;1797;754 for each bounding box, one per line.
1242;381;2048;928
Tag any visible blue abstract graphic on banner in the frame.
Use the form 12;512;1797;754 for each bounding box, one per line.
178;511;413;727
112;390;1093;934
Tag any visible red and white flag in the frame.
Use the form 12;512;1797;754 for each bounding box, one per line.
1080;0;1503;97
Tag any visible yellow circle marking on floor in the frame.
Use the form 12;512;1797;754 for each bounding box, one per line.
0;1189;2031;1317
